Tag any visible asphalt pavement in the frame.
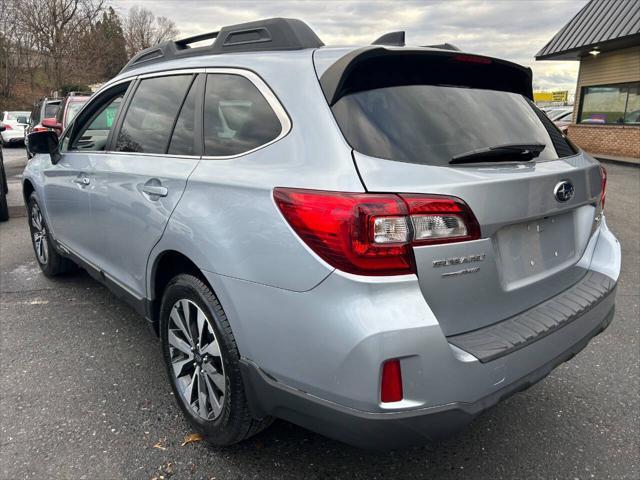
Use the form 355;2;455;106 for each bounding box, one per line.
1;144;638;479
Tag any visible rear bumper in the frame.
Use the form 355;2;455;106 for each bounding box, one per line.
240;291;615;449
204;218;620;449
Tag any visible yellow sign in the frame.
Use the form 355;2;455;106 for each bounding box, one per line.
534;91;568;103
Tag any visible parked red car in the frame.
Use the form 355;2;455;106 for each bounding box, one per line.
44;92;91;136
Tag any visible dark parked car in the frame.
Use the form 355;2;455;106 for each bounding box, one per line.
25;97;61;157
0;124;8;221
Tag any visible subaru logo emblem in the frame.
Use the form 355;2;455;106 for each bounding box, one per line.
554;180;574;202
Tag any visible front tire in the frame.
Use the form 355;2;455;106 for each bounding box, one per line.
159;274;272;446
27;193;75;276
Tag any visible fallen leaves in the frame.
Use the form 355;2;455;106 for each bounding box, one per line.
152;441;167;451
181;432;203;446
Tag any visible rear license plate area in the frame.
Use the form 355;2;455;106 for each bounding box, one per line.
495;212;576;287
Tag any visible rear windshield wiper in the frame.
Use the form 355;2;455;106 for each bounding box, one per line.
450;143;546;165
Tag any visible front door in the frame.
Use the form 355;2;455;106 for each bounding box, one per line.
47;82;132;262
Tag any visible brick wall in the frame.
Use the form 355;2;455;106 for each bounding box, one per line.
567;124;640;159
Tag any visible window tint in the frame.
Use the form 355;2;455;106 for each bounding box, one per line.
332;85;565;166
203;74;281;156
115;75;192;154
168;78;198;156
68;95;123;151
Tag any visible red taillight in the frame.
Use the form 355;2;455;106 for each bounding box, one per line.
381;359;403;403
273;188;480;276
2;123;12;130
600;165;607;209
33;126;48;132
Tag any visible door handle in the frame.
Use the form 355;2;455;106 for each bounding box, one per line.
142;179;168;198
73;176;90;186
142;185;168;197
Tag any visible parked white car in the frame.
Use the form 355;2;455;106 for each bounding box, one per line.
0;111;30;145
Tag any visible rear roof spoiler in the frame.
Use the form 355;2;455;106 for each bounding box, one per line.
120;18;324;74
319;47;533;106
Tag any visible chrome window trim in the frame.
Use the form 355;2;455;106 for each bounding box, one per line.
138;68;206;79
66;67;291;160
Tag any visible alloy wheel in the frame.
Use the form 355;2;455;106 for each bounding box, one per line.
168;299;226;420
31;203;48;265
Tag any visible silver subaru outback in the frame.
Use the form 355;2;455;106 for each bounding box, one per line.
23;18;620;449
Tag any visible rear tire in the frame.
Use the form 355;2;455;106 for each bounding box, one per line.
159;274;273;446
27;192;76;276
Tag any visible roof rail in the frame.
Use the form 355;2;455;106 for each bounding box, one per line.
120;18;324;74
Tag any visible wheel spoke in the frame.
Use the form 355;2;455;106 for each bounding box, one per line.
201;339;221;359
170;307;194;347
203;373;222;417
203;364;225;392
168;331;193;356
196;309;206;347
172;357;193;378
184;366;198;405
198;370;209;418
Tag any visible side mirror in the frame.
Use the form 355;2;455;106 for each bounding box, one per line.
27;131;61;164
16;116;28;125
42;117;63;132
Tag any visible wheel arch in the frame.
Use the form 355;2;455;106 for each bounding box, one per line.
148;249;214;334
23;178;35;204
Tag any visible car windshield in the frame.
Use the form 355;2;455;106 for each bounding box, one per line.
5;111;30;121
65;101;87;126
331;85;560;166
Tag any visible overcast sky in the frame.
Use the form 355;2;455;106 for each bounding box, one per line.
111;0;588;93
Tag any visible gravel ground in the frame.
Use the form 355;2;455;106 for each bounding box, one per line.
1;146;638;479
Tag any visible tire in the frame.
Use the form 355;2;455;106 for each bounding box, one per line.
0;157;8;222
160;274;273;446
27;192;76;276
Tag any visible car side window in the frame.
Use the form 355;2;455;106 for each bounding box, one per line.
167;77;199;156
115;75;192;154
67;94;124;152
203;73;282;157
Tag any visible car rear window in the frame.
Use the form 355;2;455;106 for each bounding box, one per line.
44;102;60;118
332;85;575;166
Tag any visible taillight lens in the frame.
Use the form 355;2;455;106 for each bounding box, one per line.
401;195;481;245
2;123;12;130
33;126;48;132
599;165;607;210
273;188;480;276
381;359;403;403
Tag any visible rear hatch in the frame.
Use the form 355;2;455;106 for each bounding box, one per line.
317;47;604;336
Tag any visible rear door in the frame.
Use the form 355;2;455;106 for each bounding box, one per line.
90;72;203;299
324;49;604;336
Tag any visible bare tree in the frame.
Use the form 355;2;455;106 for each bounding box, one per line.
123;6;179;58
16;0;105;91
